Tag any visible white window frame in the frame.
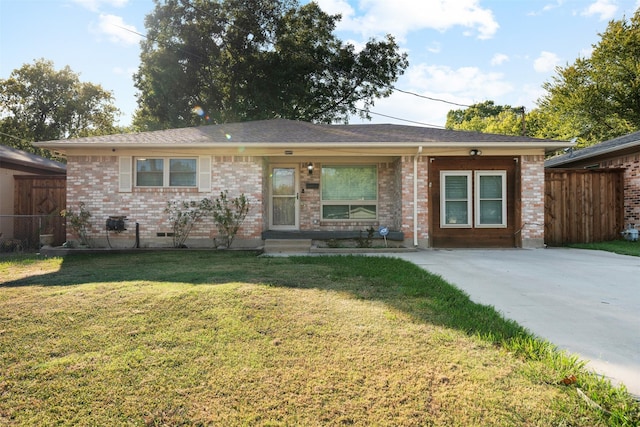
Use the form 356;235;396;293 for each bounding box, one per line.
474;171;507;228
321;164;378;221
135;157;198;188
440;171;472;228
440;170;508;229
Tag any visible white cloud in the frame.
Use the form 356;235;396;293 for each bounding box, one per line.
427;42;441;54
533;51;561;73
93;14;140;46
527;0;564;16
350;62;520;127
490;53;509;66
407;63;512;97
316;0;499;41
73;0;128;12
315;0;356;19
582;0;618;21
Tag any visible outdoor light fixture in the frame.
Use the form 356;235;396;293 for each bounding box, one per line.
469;149;482;157
307;162;314;174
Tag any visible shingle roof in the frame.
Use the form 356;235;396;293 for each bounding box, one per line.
34;119;566;147
545;130;640;167
0;144;66;173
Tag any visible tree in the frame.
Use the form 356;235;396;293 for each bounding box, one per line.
133;0;408;130
445;101;526;136
536;10;640;146
0;59;121;158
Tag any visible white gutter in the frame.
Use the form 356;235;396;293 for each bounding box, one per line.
414;146;423;247
33;140;571;150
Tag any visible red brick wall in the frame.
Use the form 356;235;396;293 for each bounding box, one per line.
520;155;545;247
65;153;547;249
65;155;263;248
599;154;640;227
298;161;401;232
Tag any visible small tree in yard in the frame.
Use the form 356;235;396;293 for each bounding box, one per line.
60;202;92;247
211;191;250;248
165;199;212;248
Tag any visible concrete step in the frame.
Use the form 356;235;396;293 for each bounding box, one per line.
263;239;312;254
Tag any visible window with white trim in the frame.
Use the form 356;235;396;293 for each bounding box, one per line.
440;170;507;228
135;158;197;187
441;171;472;227
321;165;377;220
475;171;506;227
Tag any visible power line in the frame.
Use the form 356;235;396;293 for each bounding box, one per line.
357;109;445;128
390;86;472;108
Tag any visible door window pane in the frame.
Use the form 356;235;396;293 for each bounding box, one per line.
272;194;295;225
273;168;295;196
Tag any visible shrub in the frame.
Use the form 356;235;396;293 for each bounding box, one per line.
356;227;375;248
164;199;212;248
60;202;92;247
210;191;250;248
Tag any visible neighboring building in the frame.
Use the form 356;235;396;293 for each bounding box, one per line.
35;119;569;249
0;145;66;243
546;131;640;230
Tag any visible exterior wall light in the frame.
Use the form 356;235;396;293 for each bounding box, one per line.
469;149;482;157
307;162;314;174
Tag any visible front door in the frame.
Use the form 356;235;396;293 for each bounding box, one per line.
270;166;299;229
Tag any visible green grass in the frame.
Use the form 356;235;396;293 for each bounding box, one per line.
1;251;638;426
568;239;640;257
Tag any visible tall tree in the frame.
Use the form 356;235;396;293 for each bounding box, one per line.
133;0;408;130
536;9;640;146
445;101;526;136
0;59;121;157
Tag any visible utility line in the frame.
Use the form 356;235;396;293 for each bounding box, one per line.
357;109;445;128
390;86;472;108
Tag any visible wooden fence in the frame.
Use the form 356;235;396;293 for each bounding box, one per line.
13;175;66;248
544;169;624;246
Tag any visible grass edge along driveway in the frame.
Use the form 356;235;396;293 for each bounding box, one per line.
1;251;638;426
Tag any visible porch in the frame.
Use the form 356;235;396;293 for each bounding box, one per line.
261;230;406;254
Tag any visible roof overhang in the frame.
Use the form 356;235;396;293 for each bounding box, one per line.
546;139;640;167
34;140;572;155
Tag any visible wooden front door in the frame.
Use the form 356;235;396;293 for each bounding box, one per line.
429;157;519;248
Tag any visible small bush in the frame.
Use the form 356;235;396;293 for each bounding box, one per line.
210;191;250;248
356;227;375;248
60;202;92;247
165;199;212;248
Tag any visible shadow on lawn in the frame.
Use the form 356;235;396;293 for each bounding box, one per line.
1;250;529;343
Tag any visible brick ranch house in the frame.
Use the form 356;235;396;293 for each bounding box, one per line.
35;119;569;249
545;130;640;232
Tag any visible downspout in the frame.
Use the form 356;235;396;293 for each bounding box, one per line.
414;146;423;247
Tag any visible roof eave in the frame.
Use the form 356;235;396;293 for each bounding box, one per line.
546;139;640;167
34;140;571;151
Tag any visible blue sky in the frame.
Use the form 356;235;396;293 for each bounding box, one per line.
1;0;639;128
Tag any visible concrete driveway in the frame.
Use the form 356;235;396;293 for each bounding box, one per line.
391;248;640;397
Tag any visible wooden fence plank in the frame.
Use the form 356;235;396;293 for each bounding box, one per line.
544;169;624;245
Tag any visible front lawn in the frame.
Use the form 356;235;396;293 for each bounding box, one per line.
1;251;638;426
568;239;640;257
